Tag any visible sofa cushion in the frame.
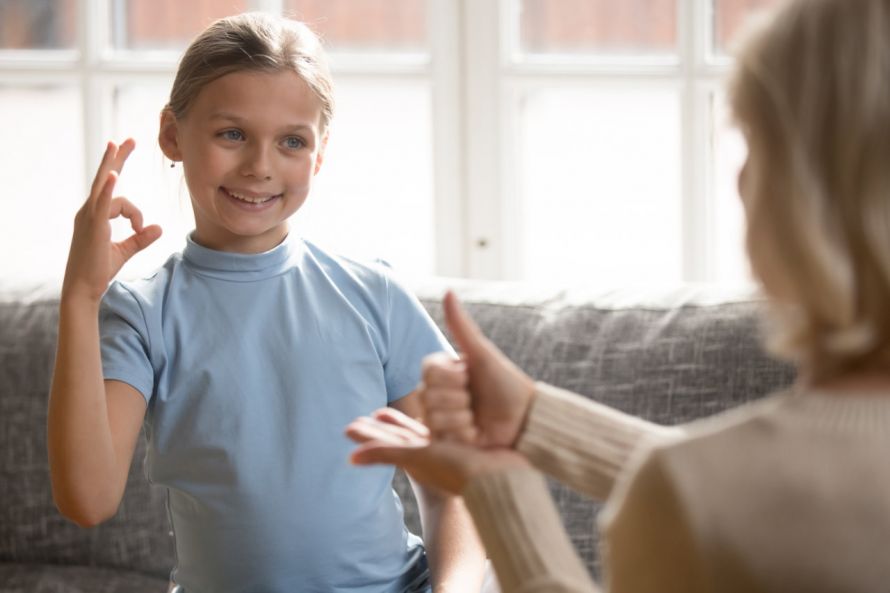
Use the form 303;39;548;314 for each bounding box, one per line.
0;562;167;593
0;286;173;577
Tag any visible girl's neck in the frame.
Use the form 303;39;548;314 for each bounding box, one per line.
191;228;289;254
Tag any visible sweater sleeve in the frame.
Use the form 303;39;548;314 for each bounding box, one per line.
462;468;601;593
516;383;683;500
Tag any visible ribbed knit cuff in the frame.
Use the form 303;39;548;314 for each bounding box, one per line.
517;382;676;500
462;468;596;593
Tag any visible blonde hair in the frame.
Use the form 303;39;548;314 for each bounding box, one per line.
165;12;334;131
728;0;890;381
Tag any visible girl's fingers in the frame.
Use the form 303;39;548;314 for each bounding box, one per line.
88;142;115;199
114;224;162;262
88;139;136;204
92;170;119;215
108;196;144;231
112;138;136;176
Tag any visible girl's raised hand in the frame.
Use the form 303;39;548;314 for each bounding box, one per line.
62;139;162;303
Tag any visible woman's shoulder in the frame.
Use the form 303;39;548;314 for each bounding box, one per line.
632;389;890;516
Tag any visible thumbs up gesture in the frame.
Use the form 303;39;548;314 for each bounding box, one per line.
421;291;537;449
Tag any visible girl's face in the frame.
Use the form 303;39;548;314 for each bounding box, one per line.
160;70;326;253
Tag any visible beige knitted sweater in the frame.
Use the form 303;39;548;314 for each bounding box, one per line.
462;383;890;593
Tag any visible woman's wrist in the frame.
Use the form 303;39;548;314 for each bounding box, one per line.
508;376;537;448
463;449;531;490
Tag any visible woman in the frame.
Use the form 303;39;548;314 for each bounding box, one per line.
347;0;890;591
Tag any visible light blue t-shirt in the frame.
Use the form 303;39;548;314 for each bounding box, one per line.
99;234;450;593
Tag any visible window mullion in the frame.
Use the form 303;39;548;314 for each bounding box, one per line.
427;0;465;277
463;0;506;279
250;0;285;14
679;0;710;281
80;0;109;195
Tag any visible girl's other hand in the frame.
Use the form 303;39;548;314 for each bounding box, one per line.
346;407;529;495
62;139;162;303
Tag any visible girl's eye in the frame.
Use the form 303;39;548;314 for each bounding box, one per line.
283;136;304;150
220;129;244;141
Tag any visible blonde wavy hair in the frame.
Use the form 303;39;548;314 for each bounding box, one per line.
164;12;334;132
728;0;890;381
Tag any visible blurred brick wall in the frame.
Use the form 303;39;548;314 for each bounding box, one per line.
521;0;676;51
127;0;247;48
2;0;784;52
0;0;77;49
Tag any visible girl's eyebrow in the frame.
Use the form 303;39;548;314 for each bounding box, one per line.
209;112;316;133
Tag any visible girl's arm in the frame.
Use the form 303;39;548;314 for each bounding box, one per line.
390;391;487;593
47;139;161;527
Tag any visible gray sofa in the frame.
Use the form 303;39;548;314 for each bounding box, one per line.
0;279;794;592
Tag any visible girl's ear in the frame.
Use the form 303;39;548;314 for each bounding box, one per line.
314;133;329;175
158;109;182;162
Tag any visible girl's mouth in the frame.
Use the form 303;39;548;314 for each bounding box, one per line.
221;187;282;207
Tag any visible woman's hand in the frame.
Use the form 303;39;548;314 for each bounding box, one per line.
346;407;529;495
421;291;537;449
62;139;162;304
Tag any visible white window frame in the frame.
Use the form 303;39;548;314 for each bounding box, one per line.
457;0;738;281
0;0;741;282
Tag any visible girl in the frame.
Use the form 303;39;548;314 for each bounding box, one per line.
47;12;485;593
347;0;890;591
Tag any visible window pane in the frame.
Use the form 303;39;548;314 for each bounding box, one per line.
111;0;248;50
111;83;195;280
517;88;681;284
0;86;83;284
711;93;753;285
519;0;676;56
284;0;426;53
0;0;77;49
712;0;787;55
294;80;434;277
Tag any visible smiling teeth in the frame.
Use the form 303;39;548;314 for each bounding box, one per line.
227;189;278;204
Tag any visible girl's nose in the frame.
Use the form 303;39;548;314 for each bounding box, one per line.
241;145;273;180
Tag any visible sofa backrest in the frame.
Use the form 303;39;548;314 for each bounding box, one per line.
1;281;794;580
0;287;174;577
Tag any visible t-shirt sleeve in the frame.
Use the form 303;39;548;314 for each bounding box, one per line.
380;268;455;402
99;281;154;403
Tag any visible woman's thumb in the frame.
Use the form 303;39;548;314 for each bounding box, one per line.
443;290;486;360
